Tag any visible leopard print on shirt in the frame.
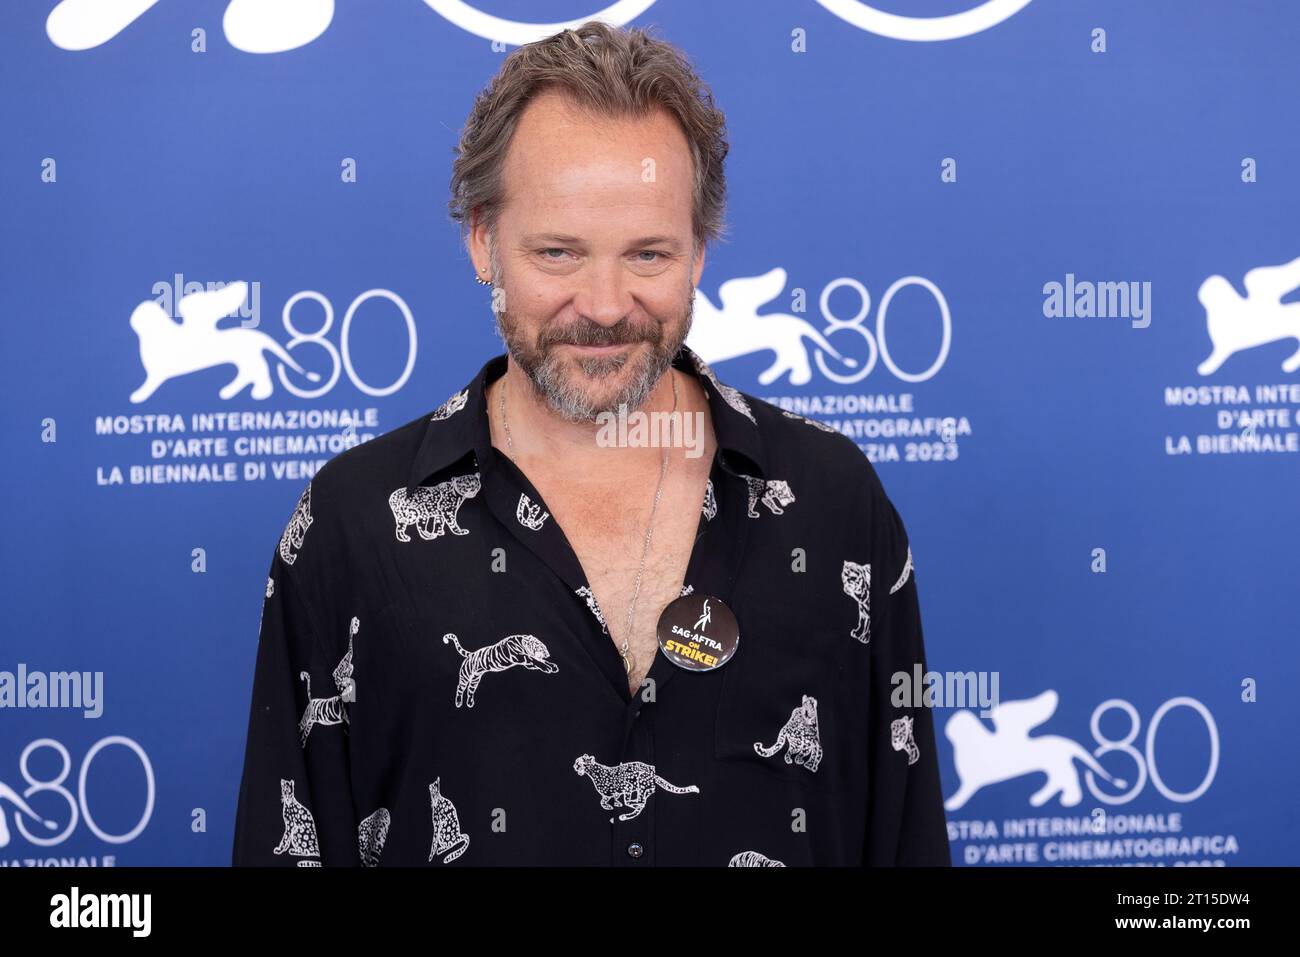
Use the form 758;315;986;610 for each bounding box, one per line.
742;476;795;517
358;807;391;867
273;778;319;863
427;778;470;864
388;472;480;542
753;694;823;772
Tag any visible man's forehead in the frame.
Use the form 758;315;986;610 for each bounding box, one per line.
513;89;684;147
502;93;693;196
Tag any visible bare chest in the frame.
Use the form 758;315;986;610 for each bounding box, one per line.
527;464;711;694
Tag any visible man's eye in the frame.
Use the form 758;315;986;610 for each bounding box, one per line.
636;251;663;263
540;248;568;260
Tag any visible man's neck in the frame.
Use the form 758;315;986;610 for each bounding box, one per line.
487;358;711;482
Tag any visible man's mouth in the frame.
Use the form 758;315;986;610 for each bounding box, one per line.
562;341;635;354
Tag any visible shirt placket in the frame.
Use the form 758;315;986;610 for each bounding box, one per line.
612;694;656;864
611;454;751;865
470;364;759;865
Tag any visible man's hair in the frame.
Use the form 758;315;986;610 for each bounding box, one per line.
448;20;730;254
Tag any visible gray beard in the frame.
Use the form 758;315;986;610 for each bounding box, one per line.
493;291;695;423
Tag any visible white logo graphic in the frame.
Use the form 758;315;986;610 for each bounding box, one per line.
47;0;335;52
1197;256;1300;375
129;282;417;402
129;281;320;403
948;693;1221;809
420;0;658;46
224;0;334;53
689;268;953;387
48;0;658;52
4;737;156;849
50;0;1028;52
693;598;712;632
944;690;1130;810
688;268;858;386
814;0;1034;42
0;781;59;848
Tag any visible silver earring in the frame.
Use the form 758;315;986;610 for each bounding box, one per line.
475;269;492;286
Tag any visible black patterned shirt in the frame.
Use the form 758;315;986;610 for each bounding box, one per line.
231;345;950;867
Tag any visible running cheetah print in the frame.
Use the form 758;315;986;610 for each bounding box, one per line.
573;755;700;822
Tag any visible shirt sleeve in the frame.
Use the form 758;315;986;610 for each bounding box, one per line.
862;470;952;866
231;534;359;866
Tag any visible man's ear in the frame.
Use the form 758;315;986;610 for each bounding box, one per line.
468;208;490;279
691;241;707;288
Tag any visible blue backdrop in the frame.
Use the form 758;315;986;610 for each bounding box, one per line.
2;0;1296;866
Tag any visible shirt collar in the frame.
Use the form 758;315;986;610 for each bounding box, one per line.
405;343;766;494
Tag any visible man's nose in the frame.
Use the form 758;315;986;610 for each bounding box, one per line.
573;258;633;328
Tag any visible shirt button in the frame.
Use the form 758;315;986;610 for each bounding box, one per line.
626;842;644;859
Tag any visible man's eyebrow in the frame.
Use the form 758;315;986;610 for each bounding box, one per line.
630;236;686;251
520;233;686;251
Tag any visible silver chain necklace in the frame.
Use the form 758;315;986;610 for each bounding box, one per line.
499;370;679;677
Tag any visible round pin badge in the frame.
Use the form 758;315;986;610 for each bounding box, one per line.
656;593;739;672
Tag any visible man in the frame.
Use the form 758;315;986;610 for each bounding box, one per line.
232;21;950;867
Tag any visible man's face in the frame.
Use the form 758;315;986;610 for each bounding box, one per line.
472;90;706;421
